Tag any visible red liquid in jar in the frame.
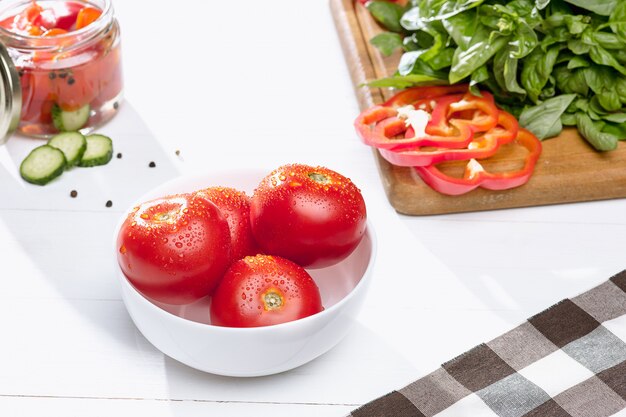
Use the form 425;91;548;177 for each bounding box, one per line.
0;0;123;136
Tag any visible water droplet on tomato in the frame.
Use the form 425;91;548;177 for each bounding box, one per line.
241;292;246;300
175;242;183;248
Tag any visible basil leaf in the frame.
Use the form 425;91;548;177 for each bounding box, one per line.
576;112;618;151
602;112;626;123
402;1;484;30
366;73;447;88
589;95;609;115
593;32;624;50
370;32;404;57
469;65;490;95
610;2;626;43
589;45;626;76
521;46;560;103
568;39;591;55
561;112;577;126
562;0;616;17
401;6;428;31
583;65;615;94
449;27;509;83
567;56;590;69
420;23;449;62
563;15;589;34
398;50;425;75
403;31;436;50
436;0;486;21
554;66;589;96
367;1;406;33
519;94;576;139
597;90;622;112
536;0;550;10
510;21;539;59
428;47;455;69
602;122;626;139
616;77;626;104
494;48;526;95
442;11;478;49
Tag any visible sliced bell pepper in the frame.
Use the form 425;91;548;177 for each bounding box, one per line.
414;128;542;195
383;84;470;108
355;91;499;150
378;110;519;167
427;92;499;137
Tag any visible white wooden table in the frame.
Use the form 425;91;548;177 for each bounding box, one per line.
1;1;625;415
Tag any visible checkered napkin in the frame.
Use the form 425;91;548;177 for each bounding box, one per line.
350;270;626;417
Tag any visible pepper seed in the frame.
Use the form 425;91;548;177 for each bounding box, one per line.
68;77;75;85
49;72;57;80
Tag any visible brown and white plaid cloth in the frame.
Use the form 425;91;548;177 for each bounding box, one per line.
350;270;626;417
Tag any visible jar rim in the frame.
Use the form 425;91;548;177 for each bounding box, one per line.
0;0;113;50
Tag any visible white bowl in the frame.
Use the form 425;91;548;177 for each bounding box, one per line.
113;169;376;377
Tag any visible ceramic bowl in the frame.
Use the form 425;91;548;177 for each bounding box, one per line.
113;169;376;377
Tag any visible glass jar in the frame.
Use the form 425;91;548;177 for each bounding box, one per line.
0;0;123;140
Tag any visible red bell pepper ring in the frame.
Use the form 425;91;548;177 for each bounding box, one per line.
355;87;500;150
383;84;470;108
378;110;519;167
414;128;542;195
427;92;499;137
354;102;474;150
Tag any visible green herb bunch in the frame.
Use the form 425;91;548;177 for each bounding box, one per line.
367;0;626;151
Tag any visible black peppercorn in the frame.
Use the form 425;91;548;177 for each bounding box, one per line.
106;200;113;208
149;161;156;168
70;190;78;198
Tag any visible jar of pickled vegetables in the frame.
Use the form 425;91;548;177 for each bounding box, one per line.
0;0;123;141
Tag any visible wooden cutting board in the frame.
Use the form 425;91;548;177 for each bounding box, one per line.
330;0;626;215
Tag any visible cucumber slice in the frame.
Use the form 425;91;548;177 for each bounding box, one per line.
78;134;113;167
20;145;67;185
47;132;87;166
52;103;91;131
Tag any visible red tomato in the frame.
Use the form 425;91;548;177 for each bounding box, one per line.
250;164;367;269
117;193;232;305
210;255;323;327
194;187;259;261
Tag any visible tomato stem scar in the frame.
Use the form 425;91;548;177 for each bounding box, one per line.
308;172;329;184
263;290;283;311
